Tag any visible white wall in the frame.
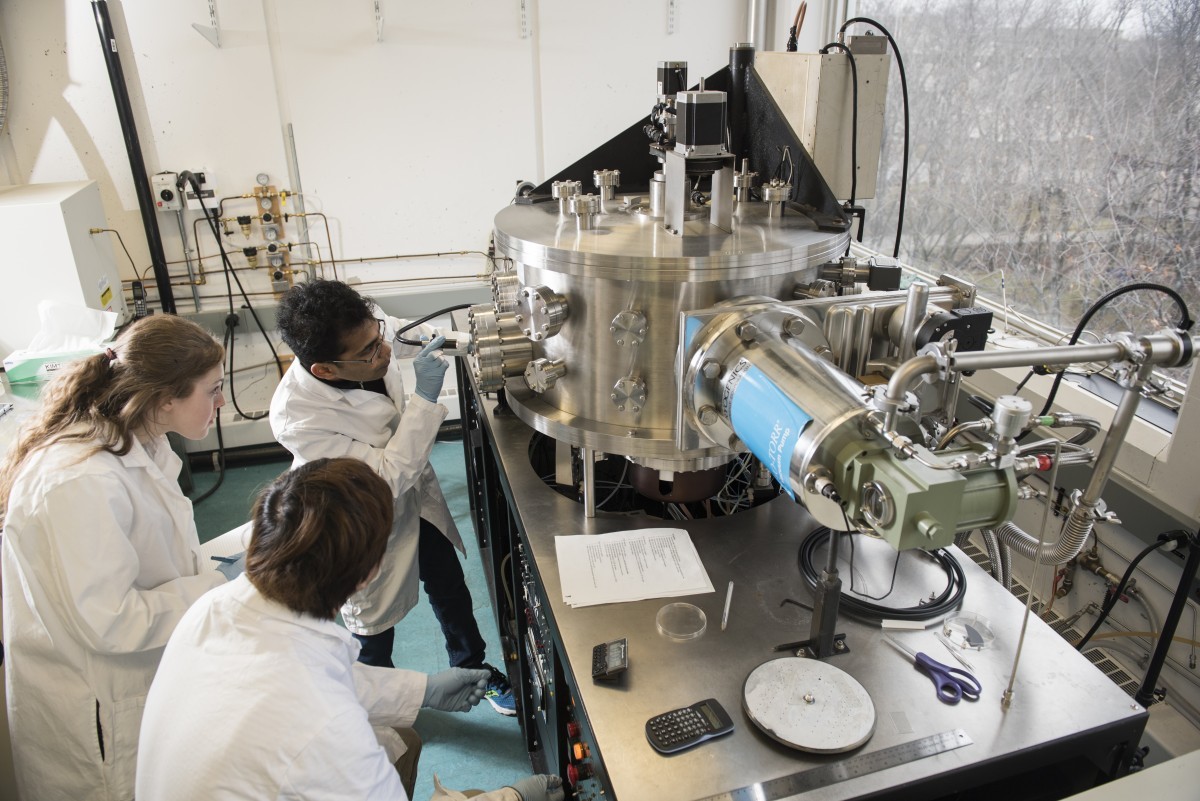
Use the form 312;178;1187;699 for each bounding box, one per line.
0;0;836;317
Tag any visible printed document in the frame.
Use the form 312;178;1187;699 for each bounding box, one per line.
555;528;714;608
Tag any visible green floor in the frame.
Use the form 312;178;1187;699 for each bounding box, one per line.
189;439;531;799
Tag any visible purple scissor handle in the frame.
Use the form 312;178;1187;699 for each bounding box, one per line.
913;651;981;704
884;635;982;705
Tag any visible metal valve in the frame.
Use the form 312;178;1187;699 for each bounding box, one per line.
524;358;567;393
593;169;621;212
552;180;582;215
570;193;601;230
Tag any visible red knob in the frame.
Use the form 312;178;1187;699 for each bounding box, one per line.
566;722;581;738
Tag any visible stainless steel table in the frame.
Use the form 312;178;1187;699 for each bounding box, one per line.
457;366;1147;801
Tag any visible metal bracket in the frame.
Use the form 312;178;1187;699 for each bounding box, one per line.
191;0;221;48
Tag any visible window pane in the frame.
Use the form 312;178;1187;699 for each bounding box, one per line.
853;0;1198;352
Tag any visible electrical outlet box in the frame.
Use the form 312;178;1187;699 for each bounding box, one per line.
151;172;182;211
183;170;217;211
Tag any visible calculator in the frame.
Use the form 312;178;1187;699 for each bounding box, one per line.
645;698;734;754
591;638;628;682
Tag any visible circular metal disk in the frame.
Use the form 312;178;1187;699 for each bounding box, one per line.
743;657;876;753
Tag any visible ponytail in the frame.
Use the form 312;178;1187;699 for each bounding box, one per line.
0;315;223;525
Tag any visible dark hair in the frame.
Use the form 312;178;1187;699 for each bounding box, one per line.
246;458;392;619
0;314;223;524
275;280;377;367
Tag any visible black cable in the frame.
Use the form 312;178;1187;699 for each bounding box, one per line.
91;228;144;279
1075;531;1190;651
838;17;909;257
1034;282;1193;420
395;303;475;346
189;409;225;504
178;171;285;379
798;527;966;621
223;315;269;421
847;526;902;600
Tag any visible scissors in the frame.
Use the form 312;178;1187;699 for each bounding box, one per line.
884;635;982;705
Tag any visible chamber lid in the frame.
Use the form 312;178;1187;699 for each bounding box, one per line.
743;657;876;753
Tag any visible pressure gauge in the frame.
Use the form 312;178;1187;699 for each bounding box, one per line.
256;172;270;186
260;197;272;211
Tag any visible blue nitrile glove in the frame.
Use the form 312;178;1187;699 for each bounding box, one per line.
507;775;565;801
213;552;246;581
422;667;489;712
413;335;448;403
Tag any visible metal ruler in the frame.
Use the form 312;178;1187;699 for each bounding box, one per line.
696;729;973;801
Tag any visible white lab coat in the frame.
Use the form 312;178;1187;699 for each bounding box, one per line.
268;318;462;635
1;432;226;801
136;576;520;801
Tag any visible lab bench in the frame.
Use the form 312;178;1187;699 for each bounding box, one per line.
456;361;1147;801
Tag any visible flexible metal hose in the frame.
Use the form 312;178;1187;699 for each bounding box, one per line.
993;509;1093;566
981;529;1007;587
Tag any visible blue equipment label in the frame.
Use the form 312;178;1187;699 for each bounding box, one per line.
726;360;812;499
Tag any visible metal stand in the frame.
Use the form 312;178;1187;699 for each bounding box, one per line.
799;528;850;658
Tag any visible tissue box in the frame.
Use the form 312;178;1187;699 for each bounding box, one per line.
3;348;101;384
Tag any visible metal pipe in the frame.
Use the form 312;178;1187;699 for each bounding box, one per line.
745;0;769;50
936;419;992;450
582;446;596;518
91;0;176;313
1081;364;1153;504
175;210;201;311
1003;441;1062;708
883;333;1197;426
881;354;938;430
952;341;1130;373
898;282;929;361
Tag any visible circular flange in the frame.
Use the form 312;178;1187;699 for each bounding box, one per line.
743;657;876;753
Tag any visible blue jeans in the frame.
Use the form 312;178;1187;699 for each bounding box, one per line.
354;518;487;669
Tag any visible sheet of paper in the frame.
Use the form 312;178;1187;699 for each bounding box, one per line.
555;527;715;608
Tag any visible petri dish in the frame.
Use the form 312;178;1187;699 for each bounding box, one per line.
943;612;996;651
656;602;707;641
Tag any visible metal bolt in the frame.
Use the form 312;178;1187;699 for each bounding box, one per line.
784;318;806;337
616;339;624;346
737;321;760;341
610;393;617;400
632;406;640;413
803;693;815;704
699;406;718;425
618;405;625;411
701;359;721;379
915;513;943;540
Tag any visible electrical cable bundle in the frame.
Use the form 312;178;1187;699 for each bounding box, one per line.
1075;530;1191;651
797;527;967;621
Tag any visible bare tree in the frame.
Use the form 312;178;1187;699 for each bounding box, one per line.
860;0;1200;336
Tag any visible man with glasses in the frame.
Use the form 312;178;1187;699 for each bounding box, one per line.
268;280;516;716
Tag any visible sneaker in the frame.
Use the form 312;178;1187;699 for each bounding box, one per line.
480;662;517;716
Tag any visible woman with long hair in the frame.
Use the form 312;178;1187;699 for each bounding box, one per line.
0;313;230;801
